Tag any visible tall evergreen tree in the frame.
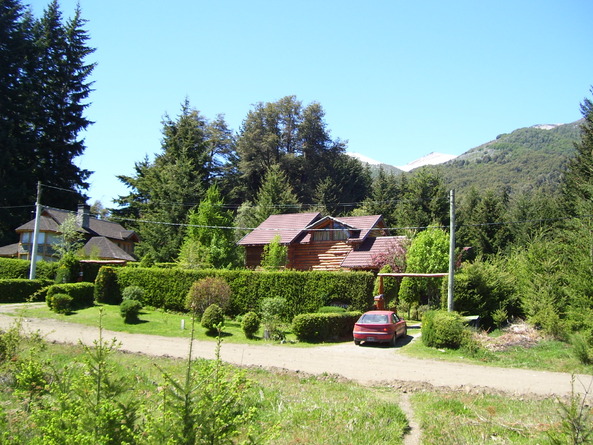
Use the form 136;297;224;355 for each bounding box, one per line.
114;101;232;261
0;0;94;244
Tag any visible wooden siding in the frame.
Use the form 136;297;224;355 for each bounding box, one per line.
244;246;265;268
290;241;353;271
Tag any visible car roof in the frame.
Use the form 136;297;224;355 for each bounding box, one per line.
363;310;394;315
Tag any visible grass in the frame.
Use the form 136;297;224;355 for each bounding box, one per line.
5;302;310;346
411;391;570;444
402;331;593;375
0;331;410;444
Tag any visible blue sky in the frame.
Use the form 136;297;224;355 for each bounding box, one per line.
29;0;593;206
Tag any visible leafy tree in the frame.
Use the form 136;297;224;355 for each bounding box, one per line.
114;100;232;261
398;228;449;307
0;1;94;245
178;184;239;269
394;167;448;231
260;234;287;270
234;95;362;207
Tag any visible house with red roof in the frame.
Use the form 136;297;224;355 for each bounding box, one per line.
0;204;138;262
238;212;406;271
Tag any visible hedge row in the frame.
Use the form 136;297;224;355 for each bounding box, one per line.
0;258;58;280
104;267;376;317
0;279;53;303
46;283;95;311
292;311;362;342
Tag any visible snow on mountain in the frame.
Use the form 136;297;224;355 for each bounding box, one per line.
348;152;382;165
397;152;457;172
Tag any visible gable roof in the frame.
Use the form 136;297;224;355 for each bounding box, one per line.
16;207;138;242
82;237;136;261
340;236;407;269
238;212;321;246
303;215;386;244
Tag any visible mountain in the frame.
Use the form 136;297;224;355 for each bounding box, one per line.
349;120;583;197
434;120;582;196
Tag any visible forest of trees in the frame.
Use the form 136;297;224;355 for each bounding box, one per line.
3;1;593;352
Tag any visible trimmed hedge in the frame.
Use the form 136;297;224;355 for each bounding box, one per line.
0;279;53;303
421;310;467;349
111;267;376;316
0;258;58;280
292;311;362;343
46;282;95;311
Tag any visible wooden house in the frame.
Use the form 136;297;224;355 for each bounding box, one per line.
238;212;406;271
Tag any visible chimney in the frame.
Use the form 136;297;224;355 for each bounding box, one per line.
77;203;90;229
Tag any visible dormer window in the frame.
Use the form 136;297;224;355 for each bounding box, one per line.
312;222;349;241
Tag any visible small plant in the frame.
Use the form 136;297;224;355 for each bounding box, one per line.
201;303;225;333
51;293;73;314
260;297;288;341
492;307;508;329
120;299;142;324
241;311;260;339
571;332;592;365
548;376;593;444
121;285;145;302
186;276;232;315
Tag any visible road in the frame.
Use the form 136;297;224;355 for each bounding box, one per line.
0;305;591;399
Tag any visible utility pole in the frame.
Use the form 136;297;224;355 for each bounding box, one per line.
447;189;455;311
29;182;42;280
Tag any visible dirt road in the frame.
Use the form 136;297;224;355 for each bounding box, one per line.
0;305;591;399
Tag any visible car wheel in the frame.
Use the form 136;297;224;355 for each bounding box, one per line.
390;334;397;347
354;340;361;346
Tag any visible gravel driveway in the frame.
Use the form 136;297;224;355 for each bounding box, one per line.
0;304;591;399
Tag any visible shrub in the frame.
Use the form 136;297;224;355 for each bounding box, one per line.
317;306;346;314
0;258;58;280
55;254;80;284
241;311;260;339
120;299;142;324
51;293;73;314
571;332;592;365
260;297;288;340
46;283;94;310
422;310;467;349
186;277;231;315
0;279;52;303
292;312;361;343
121;285;145;302
201;304;225;333
94;267;120;304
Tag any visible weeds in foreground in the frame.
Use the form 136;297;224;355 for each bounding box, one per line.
548;375;593;445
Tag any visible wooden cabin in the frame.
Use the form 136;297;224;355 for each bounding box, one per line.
238;212;406;271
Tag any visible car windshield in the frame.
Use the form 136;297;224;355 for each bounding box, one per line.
359;313;388;324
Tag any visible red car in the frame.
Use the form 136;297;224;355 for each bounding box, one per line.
353;310;407;346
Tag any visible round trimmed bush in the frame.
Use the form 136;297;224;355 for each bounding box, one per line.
201;304;225;333
122;285;145;302
422;310;466;349
241;311;260;339
317;306;346;314
120;299;142;324
51;293;73;314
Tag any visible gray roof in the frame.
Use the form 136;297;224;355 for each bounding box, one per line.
82;237;136;262
16;207;138;242
0;243;18;257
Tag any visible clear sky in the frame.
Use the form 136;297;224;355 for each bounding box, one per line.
28;0;593;207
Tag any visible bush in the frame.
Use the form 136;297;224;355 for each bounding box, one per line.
122;285;145;302
317;306;346;314
55;254;80;284
51;293;73;314
120;299;142;324
0;279;52;303
186;277;231;315
292;312;361;343
94;267;120;304
46;283;94;310
422;310;467;349
260;297;288;340
0;258;58;280
241;311;260;339
571;332;592;365
201;304;225;333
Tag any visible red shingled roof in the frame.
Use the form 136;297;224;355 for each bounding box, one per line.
238;212;321;246
341;236;407;269
304;215;385;243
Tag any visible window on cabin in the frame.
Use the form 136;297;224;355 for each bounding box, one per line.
312;222;349;241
